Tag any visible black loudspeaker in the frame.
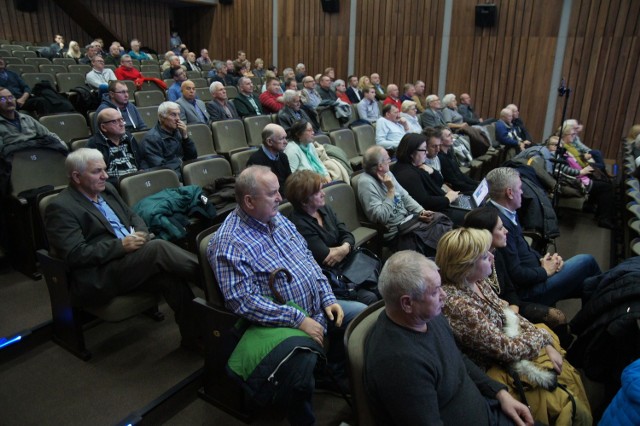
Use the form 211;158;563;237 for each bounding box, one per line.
321;0;339;14
475;4;497;27
219;0;233;5
15;0;38;13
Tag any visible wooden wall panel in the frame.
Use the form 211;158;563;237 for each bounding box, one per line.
278;0;351;78
174;6;215;57
2;0;639;158
354;0;444;93
0;1;91;45
0;0;170;54
447;0;561;144
208;0;273;64
558;0;640;158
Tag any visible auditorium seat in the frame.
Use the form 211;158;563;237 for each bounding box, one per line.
136;106;160;129
52;57;76;67
230;147;258;175
195;87;212;102
21;73;56;90
67;64;91;74
211;119;249;158
24;57;51;67
330;128;362;170
7;63;36;74
55;72;86;94
134;90;165;107
40;113;91;145
119;168;181;207
344;301;384;426
39;64;66;76
186;123;216;157
243;115;272;146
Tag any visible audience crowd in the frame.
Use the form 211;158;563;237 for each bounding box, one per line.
3;32;633;425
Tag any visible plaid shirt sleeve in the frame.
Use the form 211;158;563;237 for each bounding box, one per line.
208;210;336;330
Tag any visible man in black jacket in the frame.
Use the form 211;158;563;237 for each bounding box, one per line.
233;77;264;118
246;123;291;197
437;127;479;194
87;108;144;185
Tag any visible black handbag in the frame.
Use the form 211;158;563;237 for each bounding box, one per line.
322;247;381;300
340;247;381;289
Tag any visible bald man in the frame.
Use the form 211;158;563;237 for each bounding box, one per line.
176;79;210;124
246;123;291;196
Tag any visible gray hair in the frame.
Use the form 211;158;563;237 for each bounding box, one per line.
119;54;132;64
426;94;439;105
442;93;456;107
401;100;417;113
486;167;520;201
237;76;251;87
209;81;224;94
66;148;104;178
331;79;345;93
283;89;299;104
295;63;305;72
235;165;272;204
379;251;438;305
261;123;278;145
214;61;225;72
362;146;386;175
158;101;180;118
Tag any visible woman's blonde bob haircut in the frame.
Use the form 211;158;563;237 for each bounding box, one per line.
435;227;492;286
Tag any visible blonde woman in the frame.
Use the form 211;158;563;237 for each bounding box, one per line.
65;41;82;60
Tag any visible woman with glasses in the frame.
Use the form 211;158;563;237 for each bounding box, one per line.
391;133;465;225
284;119;331;183
357;145;452;256
399;100;422;133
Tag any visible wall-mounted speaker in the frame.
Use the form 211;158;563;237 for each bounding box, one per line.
321;0;339;14
219;0;233;5
475;4;497;28
15;0;38;13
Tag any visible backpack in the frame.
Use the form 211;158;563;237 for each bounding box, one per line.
28;81;75;116
69;85;101;116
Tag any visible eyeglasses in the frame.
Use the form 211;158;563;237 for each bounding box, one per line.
415;149;427;152
0;95;15;103
112;90;129;95
101;118;126;125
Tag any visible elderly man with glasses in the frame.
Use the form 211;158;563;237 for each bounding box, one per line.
87;108;145;185
0;86;66;147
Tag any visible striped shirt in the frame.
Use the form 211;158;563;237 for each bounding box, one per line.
207;207;336;330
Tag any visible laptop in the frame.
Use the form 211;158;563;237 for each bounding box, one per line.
449;178;489;211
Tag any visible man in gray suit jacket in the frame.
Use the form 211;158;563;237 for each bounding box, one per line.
175;80;210;124
419;94;448;129
206;81;240;123
44;148;201;348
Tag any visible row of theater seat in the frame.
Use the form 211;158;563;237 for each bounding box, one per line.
622;139;640;257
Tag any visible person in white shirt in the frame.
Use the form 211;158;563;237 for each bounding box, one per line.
375;104;409;150
85;56;116;90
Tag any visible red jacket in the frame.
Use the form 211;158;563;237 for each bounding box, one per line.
383;96;402;110
259;91;284;113
115;66;142;81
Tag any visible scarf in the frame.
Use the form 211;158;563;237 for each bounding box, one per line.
299;143;326;175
